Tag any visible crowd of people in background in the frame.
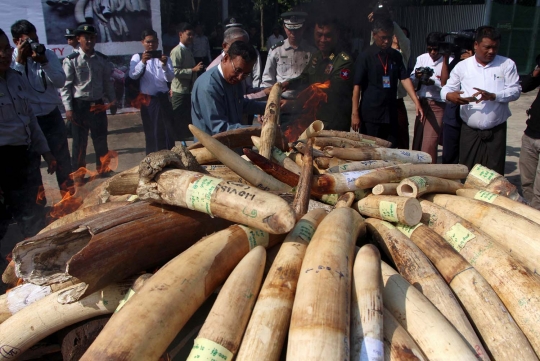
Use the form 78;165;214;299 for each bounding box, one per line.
1;5;540;243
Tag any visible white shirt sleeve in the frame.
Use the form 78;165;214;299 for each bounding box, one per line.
495;60;521;103
440;62;463;101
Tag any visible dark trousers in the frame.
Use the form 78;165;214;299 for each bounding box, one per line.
396;98;409;149
140;93;174;154
71;99;109;172
0;146;46;240
442;122;462;164
37;107;73;191
361;121;398;148
171;92;193;141
460;121;507;174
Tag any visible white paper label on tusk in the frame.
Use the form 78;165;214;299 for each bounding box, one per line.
396;223;422;238
239;225;269;249
409;176;428;193
321;193;339;205
361;337;384;361
469;164;499;185
341;170;373;190
445;223;476;252
474;190;499;203
7;283;51;314
289;219;317;243
361;138;376;145
185;175;222;216
271;147;287;163
379;201;399;222
187;337;233;361
114;288;135;313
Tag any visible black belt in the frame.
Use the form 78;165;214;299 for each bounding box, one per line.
74;98;103;105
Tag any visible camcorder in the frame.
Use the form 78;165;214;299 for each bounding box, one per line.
437;31;476;57
23;38;46;56
372;1;391;19
414;66;434;91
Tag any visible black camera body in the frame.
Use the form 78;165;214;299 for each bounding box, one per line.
147;50;162;58
416;66;434;84
438;31;476;56
24;38;46;56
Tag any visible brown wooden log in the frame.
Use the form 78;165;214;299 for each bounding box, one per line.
382;308;427;361
298;120;324;140
252;136;302;175
188;126;288;152
328;160;401;173
420;199;540;355
259;83;282;159
354;164;469;189
81;224;283;361
367;219;487;359
40;201;130;234
2;260;18;289
287;208;365;360
350;244;384;361
187;247;266;359
60;316;110;361
372;183;398;196
236;209;327;361
399;222;538;360
190;124;291;191
150;169;296;234
325;147;432;164
13;202;232;302
381;262;478;360
309;129;392;147
397;176;463;198
293;138;314;220
354;195;422;226
457;188;540;225
464;164;523;201
426;193;540;275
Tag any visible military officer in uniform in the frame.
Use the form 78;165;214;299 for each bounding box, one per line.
65;28;78;51
61;24;116;176
262;12;315;127
284;18;354;131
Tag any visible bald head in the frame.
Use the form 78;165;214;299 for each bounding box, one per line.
223;28;249;51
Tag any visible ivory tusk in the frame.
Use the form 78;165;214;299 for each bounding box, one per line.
259;83;282;159
324;146;432;164
354;195;422;226
298;120;324;140
397;176;463;198
372;183;398;195
309;129;392;148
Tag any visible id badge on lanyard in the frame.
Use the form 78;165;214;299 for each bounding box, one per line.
378;53;391;88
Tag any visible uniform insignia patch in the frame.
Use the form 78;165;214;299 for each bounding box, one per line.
329;53;335;60
324;64;333;74
341;53;350;61
340;68;351;80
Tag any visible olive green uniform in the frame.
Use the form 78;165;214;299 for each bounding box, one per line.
288;50;354;131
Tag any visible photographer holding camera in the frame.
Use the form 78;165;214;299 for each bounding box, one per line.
518;56;540;209
410;32;451;163
10;20;72;193
129;29;175;154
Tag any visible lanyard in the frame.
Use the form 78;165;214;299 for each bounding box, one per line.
377;53;388;75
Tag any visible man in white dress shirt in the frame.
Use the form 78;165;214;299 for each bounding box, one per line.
129;29;175;154
441;26;520;174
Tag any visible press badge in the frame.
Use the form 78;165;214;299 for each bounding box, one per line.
382;76;390;88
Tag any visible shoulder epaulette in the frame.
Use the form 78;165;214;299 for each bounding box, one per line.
95;51;108;59
14;69;22;76
67;52;80;60
271;40;284;50
340;52;351;61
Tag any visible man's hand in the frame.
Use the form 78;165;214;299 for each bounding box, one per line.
280;99;293;113
351;113;361;132
32;52;48;64
472;87;496;102
414;101;425;123
160;55;168;66
446;91;471;105
141;51;152;64
368;12;374;22
109;102;118;115
66;110;74;122
192;62;204;72
263;87;272;95
43;151;57;175
280;81;290;91
15;38;31;65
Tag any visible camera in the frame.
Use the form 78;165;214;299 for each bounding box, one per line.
415;67;434;84
535;54;540;68
147;50;162;58
23;38;46;56
372;1;391;19
438;31;475;56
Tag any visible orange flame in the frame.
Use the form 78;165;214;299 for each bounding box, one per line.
284;81;330;142
130;93;151;109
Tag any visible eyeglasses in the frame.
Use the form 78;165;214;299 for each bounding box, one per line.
0;46;14;56
230;59;250;78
